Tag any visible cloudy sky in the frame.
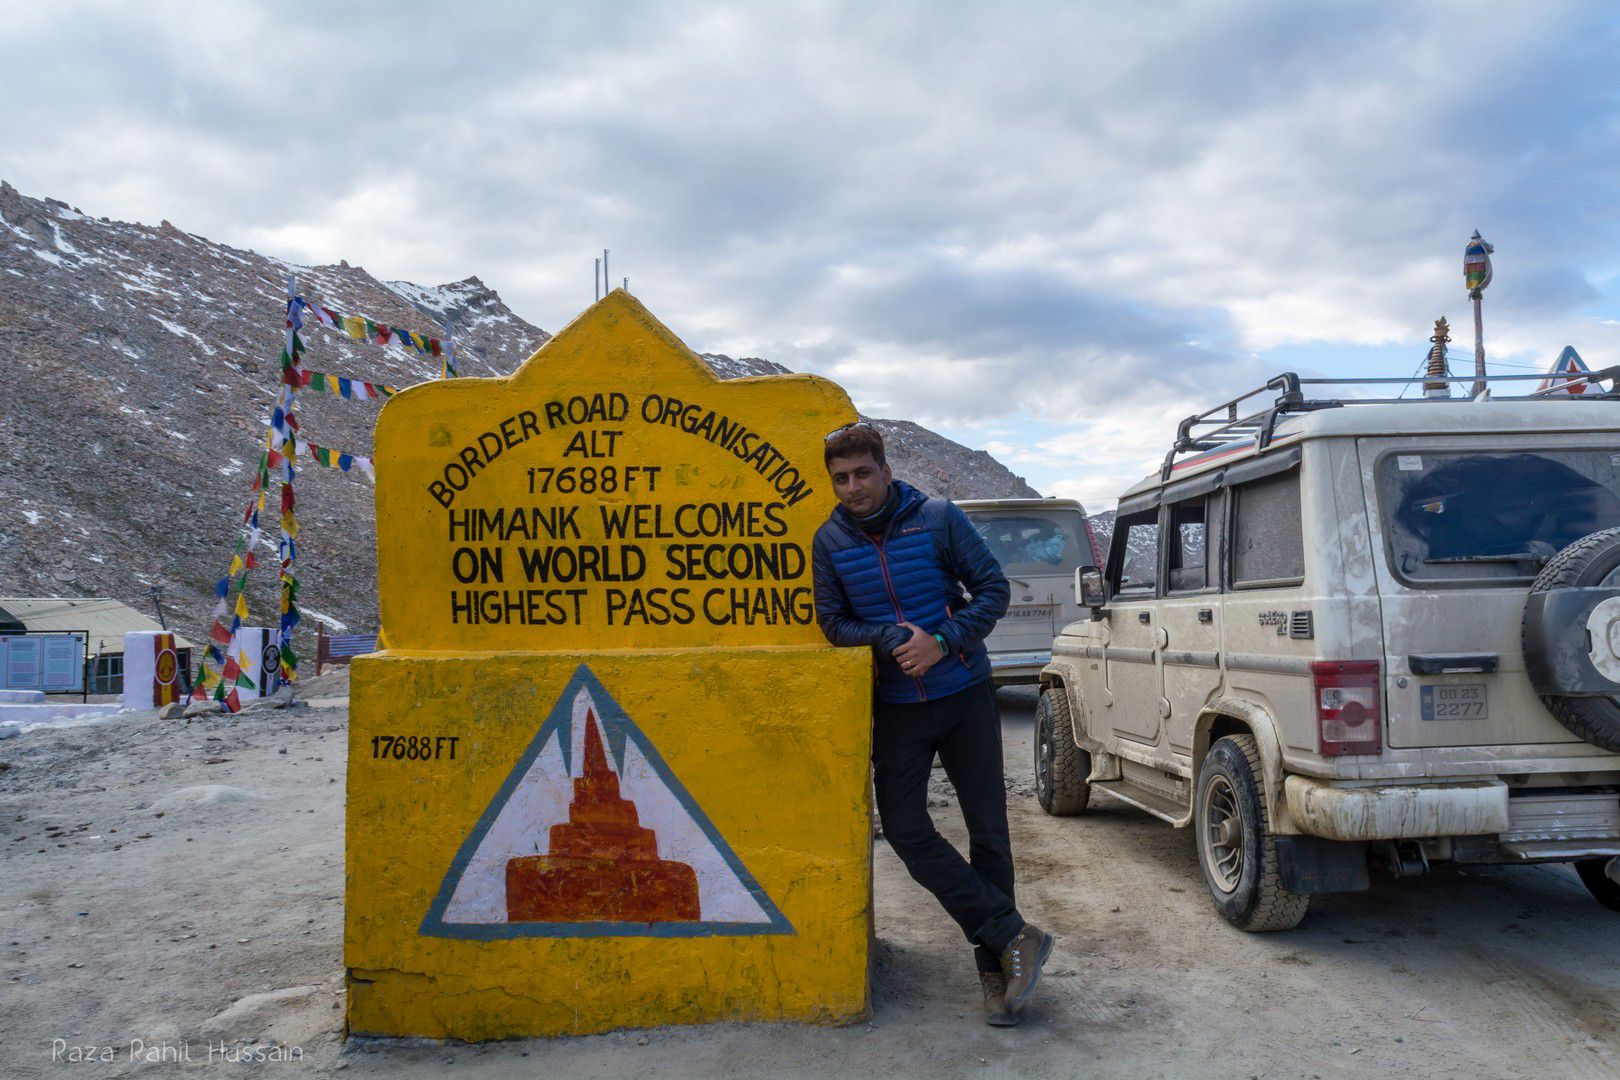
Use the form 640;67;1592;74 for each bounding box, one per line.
5;1;1619;506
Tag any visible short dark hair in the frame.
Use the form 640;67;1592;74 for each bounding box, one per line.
824;423;886;468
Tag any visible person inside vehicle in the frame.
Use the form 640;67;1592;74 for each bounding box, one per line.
1018;525;1068;566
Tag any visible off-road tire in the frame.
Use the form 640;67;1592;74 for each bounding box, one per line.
1574;858;1620;912
1195;734;1310;932
1034;688;1091;816
1524;527;1620;753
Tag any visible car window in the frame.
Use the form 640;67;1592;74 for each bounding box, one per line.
1109;511;1160;596
1231;470;1304;587
1379;449;1620;585
1167;498;1209;592
967;509;1088;577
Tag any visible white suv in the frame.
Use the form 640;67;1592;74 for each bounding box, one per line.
958;498;1102;686
1036;372;1620;930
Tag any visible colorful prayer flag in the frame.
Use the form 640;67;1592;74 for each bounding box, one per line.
301;300;445;361
1465;230;1493;296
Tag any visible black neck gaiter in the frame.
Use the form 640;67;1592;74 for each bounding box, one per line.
856;483;899;535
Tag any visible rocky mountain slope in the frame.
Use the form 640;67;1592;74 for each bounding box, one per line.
0;182;1037;649
693;352;1040;501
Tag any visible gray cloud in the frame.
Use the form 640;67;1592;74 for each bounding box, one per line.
5;0;1619;502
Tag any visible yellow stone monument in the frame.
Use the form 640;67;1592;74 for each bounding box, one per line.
345;291;874;1040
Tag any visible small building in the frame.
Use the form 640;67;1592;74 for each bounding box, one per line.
0;597;194;695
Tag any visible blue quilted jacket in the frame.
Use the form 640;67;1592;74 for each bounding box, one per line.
812;480;1010;704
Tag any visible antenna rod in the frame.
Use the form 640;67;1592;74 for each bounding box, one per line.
622;277;628;293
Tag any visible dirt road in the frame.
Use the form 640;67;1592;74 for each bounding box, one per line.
4;679;1617;1078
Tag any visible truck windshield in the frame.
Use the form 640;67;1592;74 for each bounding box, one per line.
1379;449;1620;583
967;510;1087;577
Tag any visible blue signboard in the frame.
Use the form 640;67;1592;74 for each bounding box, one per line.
1;634;85;693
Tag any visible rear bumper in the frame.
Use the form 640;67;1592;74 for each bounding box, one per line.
989;651;1050;685
1285;776;1511;841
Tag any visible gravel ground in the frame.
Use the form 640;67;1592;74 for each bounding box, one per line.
3;679;1617;1078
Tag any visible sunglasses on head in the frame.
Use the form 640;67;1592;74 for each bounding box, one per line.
824;420;875;443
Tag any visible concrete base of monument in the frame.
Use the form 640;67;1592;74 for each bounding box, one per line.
345;646;874;1041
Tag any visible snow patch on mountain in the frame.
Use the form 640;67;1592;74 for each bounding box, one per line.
1;178;1040;647
699;352;792;380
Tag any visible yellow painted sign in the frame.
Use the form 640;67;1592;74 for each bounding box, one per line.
372;291;856;652
347;293;874;1040
347;649;872;1040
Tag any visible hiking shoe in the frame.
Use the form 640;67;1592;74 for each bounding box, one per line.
979;971;1022;1027
998;923;1055;1014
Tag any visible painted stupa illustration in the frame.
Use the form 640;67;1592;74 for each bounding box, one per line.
423;668;792;938
505;708;701;923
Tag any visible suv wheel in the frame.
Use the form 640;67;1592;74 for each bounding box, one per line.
1195;734;1310;932
1524;527;1620;753
1034;688;1091;816
1575;858;1620;912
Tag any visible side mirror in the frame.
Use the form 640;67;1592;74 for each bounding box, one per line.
1076;565;1109;612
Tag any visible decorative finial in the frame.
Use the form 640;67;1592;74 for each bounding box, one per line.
1424;316;1452;398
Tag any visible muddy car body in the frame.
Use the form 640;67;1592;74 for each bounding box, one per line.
1037;372;1620;929
958;497;1101;685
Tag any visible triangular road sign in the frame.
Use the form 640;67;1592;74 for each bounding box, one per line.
1539;345;1592;395
420;664;794;939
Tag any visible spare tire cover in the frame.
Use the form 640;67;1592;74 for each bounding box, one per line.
1523;527;1620;753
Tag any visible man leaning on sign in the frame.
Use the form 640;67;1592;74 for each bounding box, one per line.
810;421;1054;1027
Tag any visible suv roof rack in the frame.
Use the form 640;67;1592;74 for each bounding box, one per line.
1159;367;1620;480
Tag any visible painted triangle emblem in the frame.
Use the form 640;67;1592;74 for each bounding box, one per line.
1539;345;1592;396
420;664;794;938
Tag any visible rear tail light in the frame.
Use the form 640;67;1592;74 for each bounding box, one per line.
1082;516;1105;567
1312;660;1382;756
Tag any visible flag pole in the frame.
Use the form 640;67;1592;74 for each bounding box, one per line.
442;316;457;379
1465;230;1494;398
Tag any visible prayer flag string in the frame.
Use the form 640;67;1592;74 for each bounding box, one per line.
301;370;398;400
294;437;375;481
302;301;445;360
194;289;406;711
192;292;309;712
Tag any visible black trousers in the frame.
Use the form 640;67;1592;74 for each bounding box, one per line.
872;679;1023;972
